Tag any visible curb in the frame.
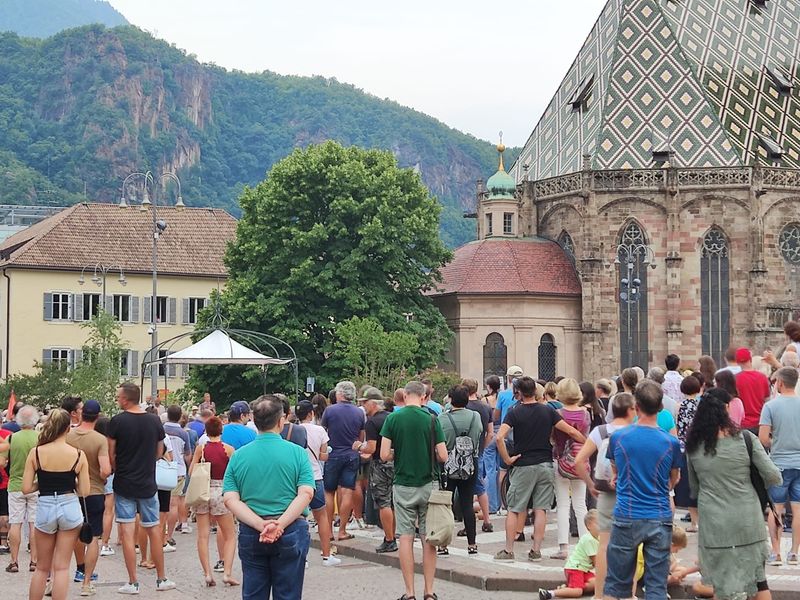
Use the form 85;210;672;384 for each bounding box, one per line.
313;538;799;599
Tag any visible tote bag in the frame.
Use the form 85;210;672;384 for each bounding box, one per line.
156;436;179;492
424;417;454;547
186;446;211;506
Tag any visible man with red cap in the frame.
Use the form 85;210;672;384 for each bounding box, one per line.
734;347;771;433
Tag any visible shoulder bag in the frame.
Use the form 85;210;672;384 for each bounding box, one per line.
156;436;179;492
424;416;454;547
185;445;212;506
743;430;780;523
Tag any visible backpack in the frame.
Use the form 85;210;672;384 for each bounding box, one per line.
556;410;588;480
443;411;477;480
593;425;614;492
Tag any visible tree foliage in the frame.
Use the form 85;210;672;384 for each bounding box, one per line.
190;142;452;399
0;0;127;39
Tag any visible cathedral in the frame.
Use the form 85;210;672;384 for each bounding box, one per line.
431;0;800;383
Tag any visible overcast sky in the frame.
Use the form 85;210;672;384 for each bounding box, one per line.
110;0;608;147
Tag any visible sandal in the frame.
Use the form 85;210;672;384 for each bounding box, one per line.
337;533;355;541
5;562;18;573
456;528;467;537
436;546;449;557
397;596;416;600
482;523;494;533
686;526;698;533
424;595;439;600
468;545;478;555
29;561;36;572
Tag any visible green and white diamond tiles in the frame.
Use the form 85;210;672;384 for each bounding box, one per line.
512;0;800;181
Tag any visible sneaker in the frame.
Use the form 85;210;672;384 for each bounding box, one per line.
156;579;176;591
376;539;398;553
80;584;97;597
322;555;342;567
496;508;508;516
213;560;224;573
515;532;525;542
100;545;115;557
437;546;449;557
134;545;140;555
528;549;542;562
210;526;217;534
787;552;799;566
44;580;53;596
0;545;9;555
74;570;85;583
354;517;366;530
162;540;177;554
174;523;182;533
493;549;515;561
768;553;783;566
539;590;553;600
179;524;192;534
118;582;140;595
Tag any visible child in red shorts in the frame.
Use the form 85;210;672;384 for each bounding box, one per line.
539;509;599;599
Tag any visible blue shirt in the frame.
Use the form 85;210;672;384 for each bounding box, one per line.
321;402;364;459
188;420;205;438
221;422;257;450
496;389;516;425
606;424;682;520
634;409;676;433
760;394;800;470
426;400;443;415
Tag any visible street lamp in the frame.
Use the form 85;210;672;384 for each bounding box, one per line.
78;263;127;313
615;243;656;369
120;171;184;404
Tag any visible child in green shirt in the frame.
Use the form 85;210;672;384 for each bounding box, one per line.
539;510;600;599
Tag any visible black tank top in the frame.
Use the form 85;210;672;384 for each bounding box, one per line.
35;447;81;496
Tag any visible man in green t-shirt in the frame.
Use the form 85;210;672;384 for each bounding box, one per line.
223;395;315;600
380;381;447;600
6;405;40;573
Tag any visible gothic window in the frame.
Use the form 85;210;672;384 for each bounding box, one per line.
483;332;507;382
618;222;649;369
778;223;800;313
538;334;557;382
701;228;730;367
558;231;575;259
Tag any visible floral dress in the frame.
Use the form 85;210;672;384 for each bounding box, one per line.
676;395;701;451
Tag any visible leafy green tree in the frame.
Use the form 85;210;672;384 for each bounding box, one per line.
70;309;127;412
193;142;452;398
0;362;73;410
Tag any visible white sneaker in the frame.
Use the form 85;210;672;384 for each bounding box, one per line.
322;555;342;567
179;524;192;534
354;518;366;529
156;579;176;591
100;545;115;557
162;543;176;554
496;508;508;516
117;582;140;595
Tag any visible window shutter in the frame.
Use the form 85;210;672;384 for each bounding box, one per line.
130;351;139;377
43;293;53;321
69;349;76;370
68;294;74;320
74;349;83;366
130;297;140;323
104;295;113;313
168;297;177;325
167;351;177;378
181;364;189;379
73;294;83;322
42;349;51;365
143;297;152;324
181;298;190;325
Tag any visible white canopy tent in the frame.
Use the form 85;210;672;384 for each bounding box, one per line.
156;329;293;366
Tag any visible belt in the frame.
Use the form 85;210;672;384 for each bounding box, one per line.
38;491;76;498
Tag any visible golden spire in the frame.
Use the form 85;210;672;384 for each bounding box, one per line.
496;130;506;172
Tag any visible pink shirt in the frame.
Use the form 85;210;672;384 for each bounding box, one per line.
728;397;745;427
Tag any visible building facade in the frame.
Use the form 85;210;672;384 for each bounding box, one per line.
0;203;237;394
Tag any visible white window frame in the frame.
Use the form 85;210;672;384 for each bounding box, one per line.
52;292;71;320
188;297;206;324
503;212;513;235
82;293;102;321
51;348;71;369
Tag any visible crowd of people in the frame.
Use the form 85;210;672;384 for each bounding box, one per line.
0;321;798;600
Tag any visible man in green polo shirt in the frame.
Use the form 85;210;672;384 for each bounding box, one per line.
380;380;447;600
223;395;314;600
5;405;39;573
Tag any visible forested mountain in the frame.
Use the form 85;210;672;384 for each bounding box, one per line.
0;25;516;246
0;0;127;38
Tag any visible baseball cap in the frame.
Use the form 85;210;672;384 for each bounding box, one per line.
82;400;101;417
735;347;752;364
507;365;524;377
295;400;313;421
229;400;251;418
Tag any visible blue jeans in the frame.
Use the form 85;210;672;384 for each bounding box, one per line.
769;468;800;503
239;519;310;600
482;440;500;512
604;517;672;600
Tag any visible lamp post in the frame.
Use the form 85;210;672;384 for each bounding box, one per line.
120;172;184;403
78;264;127;313
615;243;656;369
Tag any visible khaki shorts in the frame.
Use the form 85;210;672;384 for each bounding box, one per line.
8;491;38;524
194;481;229;517
506;463;554;513
171;476;186;498
596;491;616;533
393;482;433;537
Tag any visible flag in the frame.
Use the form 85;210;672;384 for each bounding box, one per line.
6;389;16;421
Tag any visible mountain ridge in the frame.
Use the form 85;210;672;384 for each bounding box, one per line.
0;0;127;38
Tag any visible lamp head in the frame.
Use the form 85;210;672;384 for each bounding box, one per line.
77;275;85;286
175;195;185;210
91;275;101;286
119;273;127;286
155;220;167;233
119;196;128;208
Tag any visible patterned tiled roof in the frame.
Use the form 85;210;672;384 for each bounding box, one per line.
0;203;237;277
431;238;582;296
511;0;800;181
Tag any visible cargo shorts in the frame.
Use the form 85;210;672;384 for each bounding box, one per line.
368;460;395;509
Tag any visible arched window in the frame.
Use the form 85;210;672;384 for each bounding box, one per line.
701;228;730;366
538;334;557;382
618;222;649;369
558;230;575;259
776;224;800;324
483;333;507;382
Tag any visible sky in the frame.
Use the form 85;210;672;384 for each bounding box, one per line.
109;0;608;147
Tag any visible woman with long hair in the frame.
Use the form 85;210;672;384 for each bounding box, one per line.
189;416;238;587
310;393;328;425
714;369;745;427
686;389;780;600
698;356;718;389
22;409;89;600
579;381;606;429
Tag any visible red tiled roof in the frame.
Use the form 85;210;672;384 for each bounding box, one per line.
0;203;237;278
431;237;582;296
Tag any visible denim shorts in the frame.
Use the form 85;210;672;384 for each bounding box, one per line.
103;473;114;495
309;480;326;511
769;468;800;504
115;493;160;528
323;455;359;492
35;493;83;534
474;456;487;496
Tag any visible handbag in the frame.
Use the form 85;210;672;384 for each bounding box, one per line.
156;458;179;492
425;416;454;547
743;430;781;523
78;495;93;544
185;446;211;506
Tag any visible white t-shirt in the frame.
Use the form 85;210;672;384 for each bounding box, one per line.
301;422;329;481
589;422;625;448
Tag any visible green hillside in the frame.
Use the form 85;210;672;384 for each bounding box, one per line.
0;25;517;246
0;0;127;38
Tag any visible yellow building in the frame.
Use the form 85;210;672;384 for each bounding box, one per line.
0;203;237;393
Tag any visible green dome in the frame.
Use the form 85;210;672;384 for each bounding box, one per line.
486;168;516;199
